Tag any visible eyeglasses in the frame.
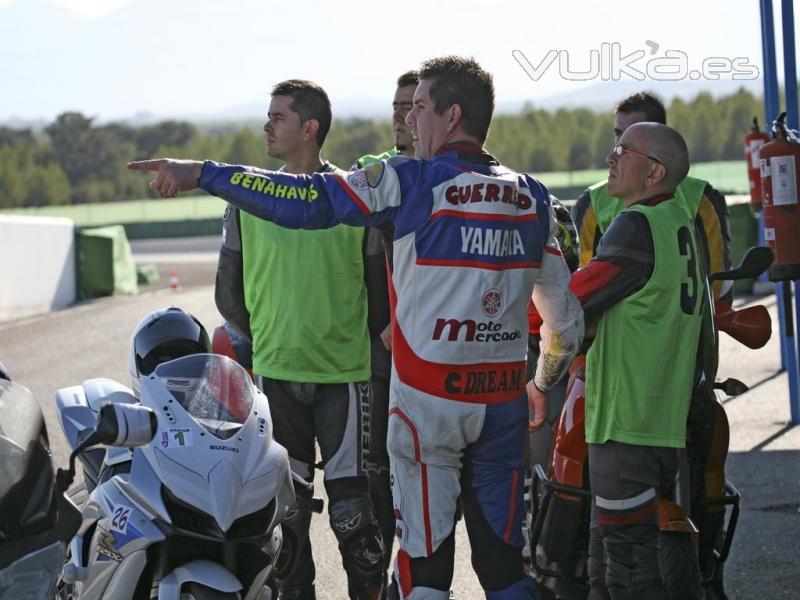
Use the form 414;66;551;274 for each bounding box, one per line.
612;144;663;165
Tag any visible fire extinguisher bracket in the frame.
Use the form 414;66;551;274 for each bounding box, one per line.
760;112;800;281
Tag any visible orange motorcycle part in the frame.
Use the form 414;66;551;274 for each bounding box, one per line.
704;396;731;512
714;299;772;350
659;499;699;535
550;365;588;490
211;325;254;379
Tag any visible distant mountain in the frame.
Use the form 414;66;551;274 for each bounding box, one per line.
527;78;764;112
0;0;769;126
133;79;764;124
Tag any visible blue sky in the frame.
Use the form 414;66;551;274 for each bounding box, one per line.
0;0;790;122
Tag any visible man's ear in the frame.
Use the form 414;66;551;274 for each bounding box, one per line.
303;119;320;142
447;104;462;133
646;163;667;188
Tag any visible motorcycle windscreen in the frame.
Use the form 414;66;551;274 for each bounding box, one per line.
153;354;254;440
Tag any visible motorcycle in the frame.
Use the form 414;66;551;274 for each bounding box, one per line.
54;353;297;600
526;246;774;600
0;367;81;598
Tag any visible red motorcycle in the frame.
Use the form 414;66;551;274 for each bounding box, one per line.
526;246;774;600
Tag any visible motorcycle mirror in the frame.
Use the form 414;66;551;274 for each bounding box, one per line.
714;378;750;396
709;246;774;282
57;402;158;492
89;402;159;448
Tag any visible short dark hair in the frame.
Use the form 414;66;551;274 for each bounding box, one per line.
271;79;332;147
615;92;667;125
419;56;495;143
397;70;420;89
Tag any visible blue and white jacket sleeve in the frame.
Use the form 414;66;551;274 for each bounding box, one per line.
198;157;417;229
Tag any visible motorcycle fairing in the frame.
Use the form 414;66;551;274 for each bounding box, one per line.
136;365;292;534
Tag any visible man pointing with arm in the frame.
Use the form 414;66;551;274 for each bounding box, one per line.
131;55;583;600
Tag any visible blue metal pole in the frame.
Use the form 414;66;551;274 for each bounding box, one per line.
761;0;791;377
781;0;800;424
783;0;798;129
761;0;779;120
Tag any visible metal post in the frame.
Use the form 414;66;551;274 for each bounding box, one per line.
783;0;799;130
781;0;800;423
761;0;792;375
761;0;779;121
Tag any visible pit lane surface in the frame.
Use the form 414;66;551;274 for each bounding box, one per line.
0;256;484;599
1;240;797;598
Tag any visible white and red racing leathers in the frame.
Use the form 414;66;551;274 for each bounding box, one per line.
198;143;584;598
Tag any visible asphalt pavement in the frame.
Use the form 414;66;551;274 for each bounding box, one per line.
0;241;798;599
131;235;221;292
715;293;800;599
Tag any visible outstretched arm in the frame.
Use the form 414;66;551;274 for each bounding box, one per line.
129;157;418;230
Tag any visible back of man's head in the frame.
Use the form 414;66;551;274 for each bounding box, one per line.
419;56;495;142
615;92;667;124
397;70;420;89
628;122;690;191
271;79;332;147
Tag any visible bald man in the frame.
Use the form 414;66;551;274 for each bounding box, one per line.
531;123;705;599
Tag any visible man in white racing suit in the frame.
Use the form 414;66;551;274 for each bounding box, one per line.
129;55;584;600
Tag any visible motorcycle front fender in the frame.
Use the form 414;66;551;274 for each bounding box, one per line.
157;559;243;599
659;499;699;535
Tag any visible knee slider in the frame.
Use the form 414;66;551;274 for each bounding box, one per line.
343;523;385;581
330;497;385;580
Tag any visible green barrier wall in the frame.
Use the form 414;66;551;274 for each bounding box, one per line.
82;199;762;294
727;203;760;295
76;225;138;299
120;218;221;240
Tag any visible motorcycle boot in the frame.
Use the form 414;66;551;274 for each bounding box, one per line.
273;495;315;598
484;576;539;599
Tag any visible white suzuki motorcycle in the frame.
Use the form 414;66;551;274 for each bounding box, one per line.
55;353;296;600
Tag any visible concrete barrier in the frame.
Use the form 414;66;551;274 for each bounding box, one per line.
0;216;76;321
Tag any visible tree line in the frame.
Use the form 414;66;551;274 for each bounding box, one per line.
0;88;764;209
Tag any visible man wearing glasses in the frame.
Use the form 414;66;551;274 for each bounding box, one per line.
532;122;705;598
572;92;730;299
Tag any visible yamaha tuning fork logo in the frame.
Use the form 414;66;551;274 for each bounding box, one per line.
482;289;503;317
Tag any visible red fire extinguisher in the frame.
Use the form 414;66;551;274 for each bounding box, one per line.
745;117;770;211
759;112;800;281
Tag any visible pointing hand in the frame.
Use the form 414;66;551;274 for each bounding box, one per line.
128;158;204;198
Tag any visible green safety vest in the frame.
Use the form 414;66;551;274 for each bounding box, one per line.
585;198;704;448
588;176;708;233
240;163;370;383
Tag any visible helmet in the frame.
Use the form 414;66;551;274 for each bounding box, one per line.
129;307;211;393
550;195;579;273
